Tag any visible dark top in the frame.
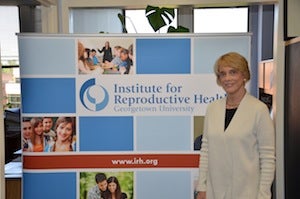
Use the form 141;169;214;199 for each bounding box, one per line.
102;192;127;199
225;108;237;130
194;134;203;150
123;57;132;74
98;47;113;62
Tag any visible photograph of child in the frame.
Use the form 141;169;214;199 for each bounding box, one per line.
81;171;133;199
77;38;134;75
21;116;76;152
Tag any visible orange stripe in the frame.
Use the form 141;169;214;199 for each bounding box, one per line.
23;154;200;169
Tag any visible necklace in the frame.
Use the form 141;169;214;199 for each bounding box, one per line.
226;102;240;109
226;91;246;109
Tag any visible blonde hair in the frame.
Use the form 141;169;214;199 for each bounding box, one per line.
214;52;250;85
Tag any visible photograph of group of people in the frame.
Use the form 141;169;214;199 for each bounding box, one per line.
80;172;133;199
78;38;134;75
22;116;76;152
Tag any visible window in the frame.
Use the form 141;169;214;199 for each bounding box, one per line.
194;7;248;33
125;9;177;33
0;6;19;66
0;6;21;110
69;8;123;33
2;67;20;109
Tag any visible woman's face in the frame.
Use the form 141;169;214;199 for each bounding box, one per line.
108;182;117;193
34;122;43;135
83;51;88;58
218;65;245;95
56;122;73;142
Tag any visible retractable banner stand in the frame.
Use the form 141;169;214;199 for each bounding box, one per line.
19;34;250;199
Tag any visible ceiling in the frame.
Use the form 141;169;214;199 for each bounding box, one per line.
0;0;41;6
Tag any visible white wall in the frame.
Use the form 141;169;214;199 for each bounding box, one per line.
287;0;300;37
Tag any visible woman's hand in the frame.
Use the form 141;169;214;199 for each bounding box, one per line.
196;191;206;199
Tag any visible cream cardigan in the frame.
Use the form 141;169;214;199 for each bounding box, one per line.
197;93;275;199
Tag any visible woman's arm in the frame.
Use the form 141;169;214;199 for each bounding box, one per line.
256;105;276;199
97;47;105;53
196;106;210;194
78;60;91;74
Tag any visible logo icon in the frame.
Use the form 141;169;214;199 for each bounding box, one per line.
80;78;109;111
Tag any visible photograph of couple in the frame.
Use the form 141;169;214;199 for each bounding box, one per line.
78;38;134;75
80;172;133;199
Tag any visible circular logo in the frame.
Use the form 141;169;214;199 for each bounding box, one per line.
80;78;109;111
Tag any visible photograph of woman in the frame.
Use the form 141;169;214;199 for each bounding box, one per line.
98;41;113;63
103;176;127;199
196;52;275;199
44;117;76;152
30;117;44;152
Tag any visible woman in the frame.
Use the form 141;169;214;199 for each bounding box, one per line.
196;52;275;199
103;176;127;199
45;117;75;152
98;41;113;63
78;42;103;74
30;117;44;152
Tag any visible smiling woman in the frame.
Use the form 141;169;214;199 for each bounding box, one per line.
44;117;76;152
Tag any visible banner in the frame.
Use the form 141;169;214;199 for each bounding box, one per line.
19;34;250;199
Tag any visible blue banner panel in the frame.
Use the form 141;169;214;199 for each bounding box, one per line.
136;38;191;74
23;172;76;199
21;78;76;113
79;116;134;151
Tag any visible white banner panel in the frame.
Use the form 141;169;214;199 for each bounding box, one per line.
77;74;225;116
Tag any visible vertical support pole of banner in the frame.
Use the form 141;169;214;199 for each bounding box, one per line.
0;46;6;199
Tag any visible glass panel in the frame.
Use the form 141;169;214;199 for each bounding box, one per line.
194;8;248;33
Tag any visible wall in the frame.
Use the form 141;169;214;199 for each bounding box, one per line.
286;0;300;38
284;37;300;199
51;0;277;33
